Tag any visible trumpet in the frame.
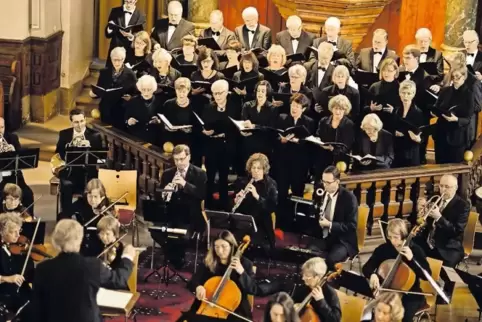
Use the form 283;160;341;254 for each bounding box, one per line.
162;170;182;202
0;135;15;153
416;193;446;225
232;179;254;213
67;133;90;148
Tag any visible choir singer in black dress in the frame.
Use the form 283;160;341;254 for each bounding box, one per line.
233;153;278;249
125;31;152;78
232;51;264;103
149;48;181;106
278;64;312;115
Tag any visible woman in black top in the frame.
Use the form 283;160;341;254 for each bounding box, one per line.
264;292;300;322
149;49;181;106
291;257;341;322
186;230;256;322
233;51;264;103
278;65;313;116
362;218;431;322
265;45;288;92
96;216;125;275
1;183;34;221
219;40;241;77
176;35;198;66
125;31;152;79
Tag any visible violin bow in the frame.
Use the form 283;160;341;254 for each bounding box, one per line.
20;195;43;218
84;191;129;227
17;218;41;292
200;299;253;322
96;232;128;259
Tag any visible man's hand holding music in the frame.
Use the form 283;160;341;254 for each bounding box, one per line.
230;257;245;275
149;116;161;124
4;274;25;286
203;129;215;136
127;118;138;126
311;286;324;301
370;101;383;112
383;104;394;113
196;285;206;300
369;274;380;292
430;84;441;93
318;217;331;228
314;103;323;113
400;246;413;261
172;174;186;188
246;184;259;200
442;113;458;122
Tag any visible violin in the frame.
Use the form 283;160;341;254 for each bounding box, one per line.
84;192;129;227
196;236;251;321
295;264;342;322
9;235;53;262
97;233;128;269
3;195;43;223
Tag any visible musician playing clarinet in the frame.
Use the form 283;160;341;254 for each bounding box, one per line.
232;153;278;249
362;218;431;322
158;144;207;269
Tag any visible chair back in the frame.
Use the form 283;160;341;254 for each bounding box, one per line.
463;211;479;257
336;289;366;322
127;250;140;293
357;206;369;252
419;257;443;294
98;169;138;211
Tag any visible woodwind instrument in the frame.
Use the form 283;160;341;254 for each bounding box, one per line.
162;170;182;202
232;179;254;213
314;187;327;220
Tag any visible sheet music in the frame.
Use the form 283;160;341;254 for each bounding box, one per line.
425;89;439;100
229;117;252;131
125;63;133;69
97;288;133;309
304;135;326;146
158;114;192;130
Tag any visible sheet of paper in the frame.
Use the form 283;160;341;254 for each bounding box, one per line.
97;288;133;309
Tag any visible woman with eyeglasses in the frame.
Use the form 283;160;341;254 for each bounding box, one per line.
149;48;181;106
1;183;34;221
279;65;313;116
126;31;152;79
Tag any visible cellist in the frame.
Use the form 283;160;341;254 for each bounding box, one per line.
182;230;257;321
291;257;341;322
362;218;431;322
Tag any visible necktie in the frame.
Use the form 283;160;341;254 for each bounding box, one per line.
467;53;475;57
248;30;255;34
322;195;333;238
124;11;133;15
291;37;299;41
169;23;178;28
374;51;382;55
318;66;326;72
328;41;336;46
421;52;428;54
212;31;220;36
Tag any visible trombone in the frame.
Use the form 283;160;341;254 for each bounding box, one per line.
416;193;446;225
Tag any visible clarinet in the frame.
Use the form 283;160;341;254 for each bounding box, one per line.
232;178;254;213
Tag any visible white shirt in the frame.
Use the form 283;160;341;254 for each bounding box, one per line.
466;52;477;66
73;128;86;139
167;24;177;44
373;48;386;73
327;38;338;51
317;66;327;87
291;38;299;54
2;244;10;257
107;5;135;35
212;28;223;42
247;25;258;48
420;51;428;63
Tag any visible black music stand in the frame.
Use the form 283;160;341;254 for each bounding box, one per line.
0;148;40;185
455;268;482;320
204;210;257;245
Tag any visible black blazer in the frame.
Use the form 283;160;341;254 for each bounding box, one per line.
234;24;272;50
275;30;316;60
104;6;146;54
465;50;482;72
312;36;355;67
356;48;400;72
353;129;394;170
316;116;355;155
199;27;236;50
422;47;444;83
311;186;359;256
3;132;21;151
309;63;335;91
124;95;163;144
150;18;195;51
32;252;133;322
160;165;207;231
291;284;341;322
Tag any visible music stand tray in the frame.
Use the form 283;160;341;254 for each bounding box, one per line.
204;210;257;245
0;148;40;184
64;147;108;168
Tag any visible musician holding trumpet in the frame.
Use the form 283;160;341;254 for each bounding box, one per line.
413;174;469;267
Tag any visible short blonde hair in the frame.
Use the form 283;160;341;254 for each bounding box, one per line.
3;183;22;199
331;65;350;84
375;293;404;321
97;215;120;238
302;257;327;277
246;153;270;174
399;80;416;95
328;94;352;115
267;45;287;66
152;49;173;67
136;75;158;92
132;31;152;54
0;213;22;237
174;77;192;90
451;66;468;78
379;58;399;80
387;218;409;240
361;113;383;131
52;219;84;253
182;34;198;47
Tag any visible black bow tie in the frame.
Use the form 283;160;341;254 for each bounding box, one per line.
169;23;178;27
421;51;428;54
291;37;299;41
328;41;337;46
467;53;475;57
248;30;256;34
212;31;220;36
373;51;382;55
124;11;133;15
318;66;327;71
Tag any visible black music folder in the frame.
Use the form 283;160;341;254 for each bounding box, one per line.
171;58;198;78
354;70;379;87
333;270;375;298
155;84;175;95
91;85;123;100
264;125;311;139
359;86;391;106
430;104;457;117
260;68;289;85
107;21;144;32
192;112;230;134
332;50;347;61
221;66;238;80
192;80;213;92
125;60;151;74
227;77;259;92
286;53;306;64
420;62;438;76
198;37;221;51
395;117;433;136
250;47;265;56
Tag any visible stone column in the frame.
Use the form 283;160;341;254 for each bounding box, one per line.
441;0;478;52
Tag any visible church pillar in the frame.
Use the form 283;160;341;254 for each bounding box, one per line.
441;0;478;53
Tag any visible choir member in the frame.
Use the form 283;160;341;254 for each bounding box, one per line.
363;218;431;322
151;0;195;51
319;65;360;120
0;117;35;216
0;213;34;321
279;65;312;105
356;29;399;73
91;47;137;128
415;28;444;83
199;10;236;52
365;58;401;127
104;0;146;65
32;219;135;322
463;30;482;79
233;153;277;249
241;81;278;162
1;183;34;221
275;15;316;63
150;48;181;103
233;51;264;102
185;230;256;321
70;178;114;227
175;34;198;65
264;45;288;93
308;41;335;93
56;109;103;220
371;292;404;322
264;292;300;322
315;95;355;177
334;58;359;89
159;144;207;268
291;257;341;321
433;66;474;163
353;113;394;171
415;174;469;267
202;80;240;209
275;93;315;228
309;166;358;269
124;75;162;144
311;16;355;67
234;7;272;50
389;80;423;167
219;40;242;71
97;216;125;272
126;31;152;78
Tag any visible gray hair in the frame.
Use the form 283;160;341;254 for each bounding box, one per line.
210;10;223;22
415;28;432;40
152;48;173;66
168;1;183;13
174;77;192;90
361;113;383;132
324;17;340;29
463;30;479;43
328;94;352;115
373;28;388;41
288;64;307;80
242;7;258;19
332;65;350;84
267;45;287;65
302;257;327;277
110;47;126;60
286;15;302;28
0;213;22;237
318;42;335;57
211;79;229;92
52;219;84;253
136;75;157;91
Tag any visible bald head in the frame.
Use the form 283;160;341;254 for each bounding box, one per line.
168;1;183;24
439;174;458;200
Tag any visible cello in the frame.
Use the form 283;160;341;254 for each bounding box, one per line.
196;235;251;321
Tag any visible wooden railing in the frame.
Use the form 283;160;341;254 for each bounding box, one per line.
91;121;482;221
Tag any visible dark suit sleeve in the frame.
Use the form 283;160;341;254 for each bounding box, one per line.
10;134;21;150
188;264;210;292
183;168;207;200
275;32;282;45
362;245;384;278
150;24;161;48
355;51;362;70
237;258;257;295
343;41;355;68
99;257;133;289
435;199;469;239
55;131;65;155
105;9;116;39
257;179;278;213
330;191;357;236
90;132;103;150
350;89;361;120
375;132;394;167
309;38;320;61
262;29;272;50
436;52;444;83
311;285;342;322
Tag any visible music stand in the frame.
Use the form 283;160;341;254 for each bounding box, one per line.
204;210;257;246
0;148;40;185
64;147;108;170
455;268;482;319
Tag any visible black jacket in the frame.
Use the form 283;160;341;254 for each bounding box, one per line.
234;24;272;50
291;283;341;322
32;252;133;322
421;47;444;83
150;18;195;51
312;36;355;67
104;6;146;55
124;95;163;144
356;48;400;72
353;129;394;171
275;30;316;61
319;84;360;120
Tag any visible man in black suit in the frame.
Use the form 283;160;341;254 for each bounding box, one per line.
356;28;400;73
104;0;146;65
0;117;35;215
234;7;272;51
151;0;195;51
415;28;444;83
308;41;335;92
309;166;358;270
275;15;316;63
311;17;355;67
415;174;469;267
56;109;103;221
199;10;236;52
157;144;207;268
32;219;135;322
463;30;482;79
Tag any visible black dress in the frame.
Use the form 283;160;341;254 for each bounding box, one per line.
319;85;360;122
125;53;151;78
190;70;225;116
365;80;401;129
232;70;264;103
149;67;181;107
124;95;163;145
352;130;394;171
391;104;424;167
161;98;195;149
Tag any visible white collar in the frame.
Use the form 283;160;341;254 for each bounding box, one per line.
73;128;86;137
123;5;135;13
247;25;258;32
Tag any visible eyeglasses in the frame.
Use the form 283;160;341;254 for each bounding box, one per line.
322;179;337;185
212;91;226;96
464;40;476;45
